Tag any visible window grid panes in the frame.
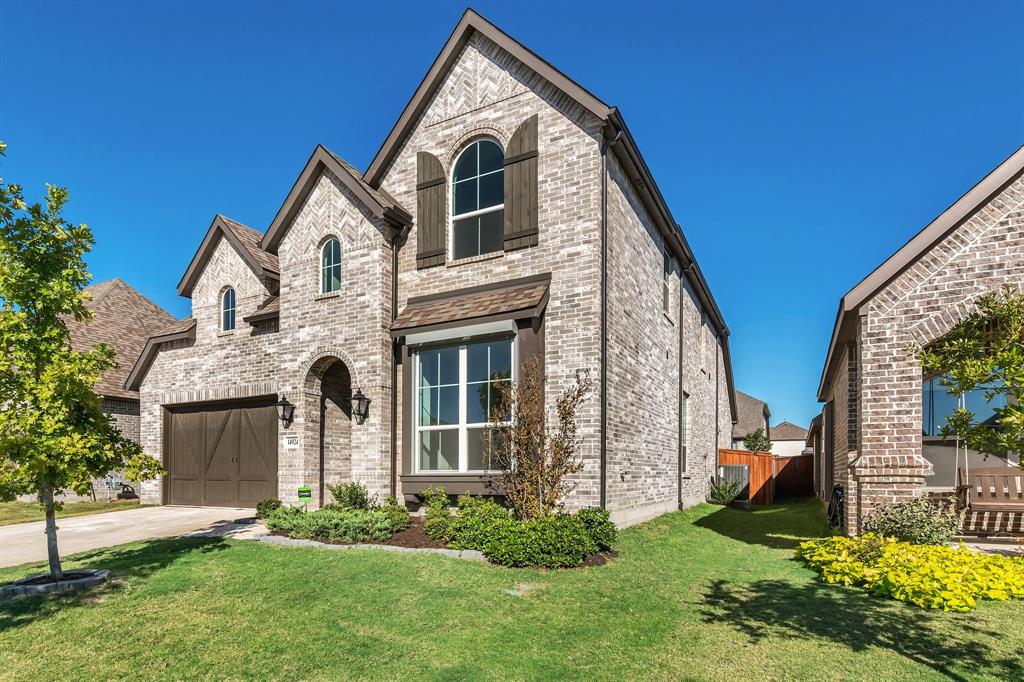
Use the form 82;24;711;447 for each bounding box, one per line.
451;139;504;260
221;288;235;331
321;238;342;293
415;338;514;473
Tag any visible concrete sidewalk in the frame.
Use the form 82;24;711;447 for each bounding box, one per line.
0;506;254;568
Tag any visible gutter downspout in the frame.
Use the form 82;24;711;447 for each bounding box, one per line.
715;335;721;477
389;225;409;499
600;126;623;510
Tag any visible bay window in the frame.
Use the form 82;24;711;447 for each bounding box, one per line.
415;337;514;473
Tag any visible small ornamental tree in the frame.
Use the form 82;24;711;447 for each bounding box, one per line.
914;286;1024;459
484;357;593;519
0;141;162;580
742;427;772;453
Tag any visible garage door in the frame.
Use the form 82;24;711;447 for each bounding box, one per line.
165;400;278;507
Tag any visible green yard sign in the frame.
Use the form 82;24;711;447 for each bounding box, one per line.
297;485;312;509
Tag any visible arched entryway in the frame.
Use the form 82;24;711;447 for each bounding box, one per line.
304;356;353;506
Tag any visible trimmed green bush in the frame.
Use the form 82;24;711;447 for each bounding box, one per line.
863;496;961;545
709;478;742;504
575;507;616;551
483;514;598;568
422;486;452;541
447;496;510;550
798;533;1024;611
265;505;409;544
255;497;282;519
325;481;374;510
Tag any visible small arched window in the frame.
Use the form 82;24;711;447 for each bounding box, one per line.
451;139;504;260
221;287;236;332
321;238;342;293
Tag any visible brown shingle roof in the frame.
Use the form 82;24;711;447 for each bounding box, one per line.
244;295;280;323
66;279;177;400
771;421;809;441
123;317;196;392
392;276;550;336
732;391;771;440
220;215;279;275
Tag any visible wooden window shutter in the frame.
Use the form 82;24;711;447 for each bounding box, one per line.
416;151;446;268
503;114;539;251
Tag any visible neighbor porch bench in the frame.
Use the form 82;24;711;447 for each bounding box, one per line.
956;467;1024;537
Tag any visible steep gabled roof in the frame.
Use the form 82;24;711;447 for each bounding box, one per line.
362;7;737;421
66;278;177;400
817;145;1024;401
261;145;412;254
177;215;279;297
732;391;771;440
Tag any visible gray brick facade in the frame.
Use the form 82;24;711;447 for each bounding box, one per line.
820;166;1024;533
134;15;735;526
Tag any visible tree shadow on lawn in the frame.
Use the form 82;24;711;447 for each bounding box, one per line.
701;578;1024;681
0;536;228;632
693;498;832;550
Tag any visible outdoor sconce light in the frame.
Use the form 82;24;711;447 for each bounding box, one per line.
351;388;371;425
275;395;295;428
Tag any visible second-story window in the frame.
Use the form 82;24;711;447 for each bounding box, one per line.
221;287;236;332
451;139;504;260
321;238;342;294
663;250;672;315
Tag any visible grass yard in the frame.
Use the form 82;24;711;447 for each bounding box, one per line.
0;499;143;527
1;498;1022;681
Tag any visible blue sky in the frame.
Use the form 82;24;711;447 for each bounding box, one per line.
2;1;1022;428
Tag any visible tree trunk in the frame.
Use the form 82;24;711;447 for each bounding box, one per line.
41;483;63;581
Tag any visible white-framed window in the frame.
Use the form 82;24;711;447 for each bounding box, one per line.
450;139;504;260
680;391;690;472
321;238;342;293
663;249;672;314
221;287;236;331
414;337;514;473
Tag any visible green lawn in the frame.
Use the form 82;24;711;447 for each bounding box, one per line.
0;499;143;526
1;498;1022;681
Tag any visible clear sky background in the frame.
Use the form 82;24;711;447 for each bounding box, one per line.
2;1;1022;428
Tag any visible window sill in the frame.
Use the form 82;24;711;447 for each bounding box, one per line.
663;311;675;325
446;251;503;268
217;330;236;338
315;292;342;301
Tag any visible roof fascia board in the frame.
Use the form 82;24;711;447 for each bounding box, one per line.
177;216;269;297
124;322;197;391
816;145;1024;401
262;146;410;253
363;8;612;187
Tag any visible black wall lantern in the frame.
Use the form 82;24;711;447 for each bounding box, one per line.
275;395;295;428
351;388;371;425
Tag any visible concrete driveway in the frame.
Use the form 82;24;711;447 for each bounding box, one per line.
0;506;254;568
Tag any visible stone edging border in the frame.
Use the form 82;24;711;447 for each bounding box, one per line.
0;568;110;600
256;533;487;562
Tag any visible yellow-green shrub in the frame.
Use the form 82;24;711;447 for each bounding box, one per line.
797;534;1024;611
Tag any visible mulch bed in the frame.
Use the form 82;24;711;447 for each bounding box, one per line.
380;517;448;548
581;549;618;567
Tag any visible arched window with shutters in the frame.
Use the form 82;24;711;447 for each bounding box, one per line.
221;287;236;332
321;237;342;294
450;139;505;260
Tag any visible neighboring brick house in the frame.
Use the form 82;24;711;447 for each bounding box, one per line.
815;145;1024;534
731;390;771;449
67;278;177;442
126;10;737;526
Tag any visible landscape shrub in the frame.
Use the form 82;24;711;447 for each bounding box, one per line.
326;481;374;510
798;533;1024;611
422;486;453;541
709;478;742;504
255;497;282;519
265;505;408;544
862;496;961;545
575;507;617;551
483;514;598;568
446;496;510;550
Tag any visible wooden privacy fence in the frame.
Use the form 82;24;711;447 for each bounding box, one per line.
718;449;814;505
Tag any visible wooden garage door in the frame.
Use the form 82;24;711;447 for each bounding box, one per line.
166;400;278;507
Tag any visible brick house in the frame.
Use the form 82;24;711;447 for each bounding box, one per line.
126;10;737;526
815;145;1024;533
